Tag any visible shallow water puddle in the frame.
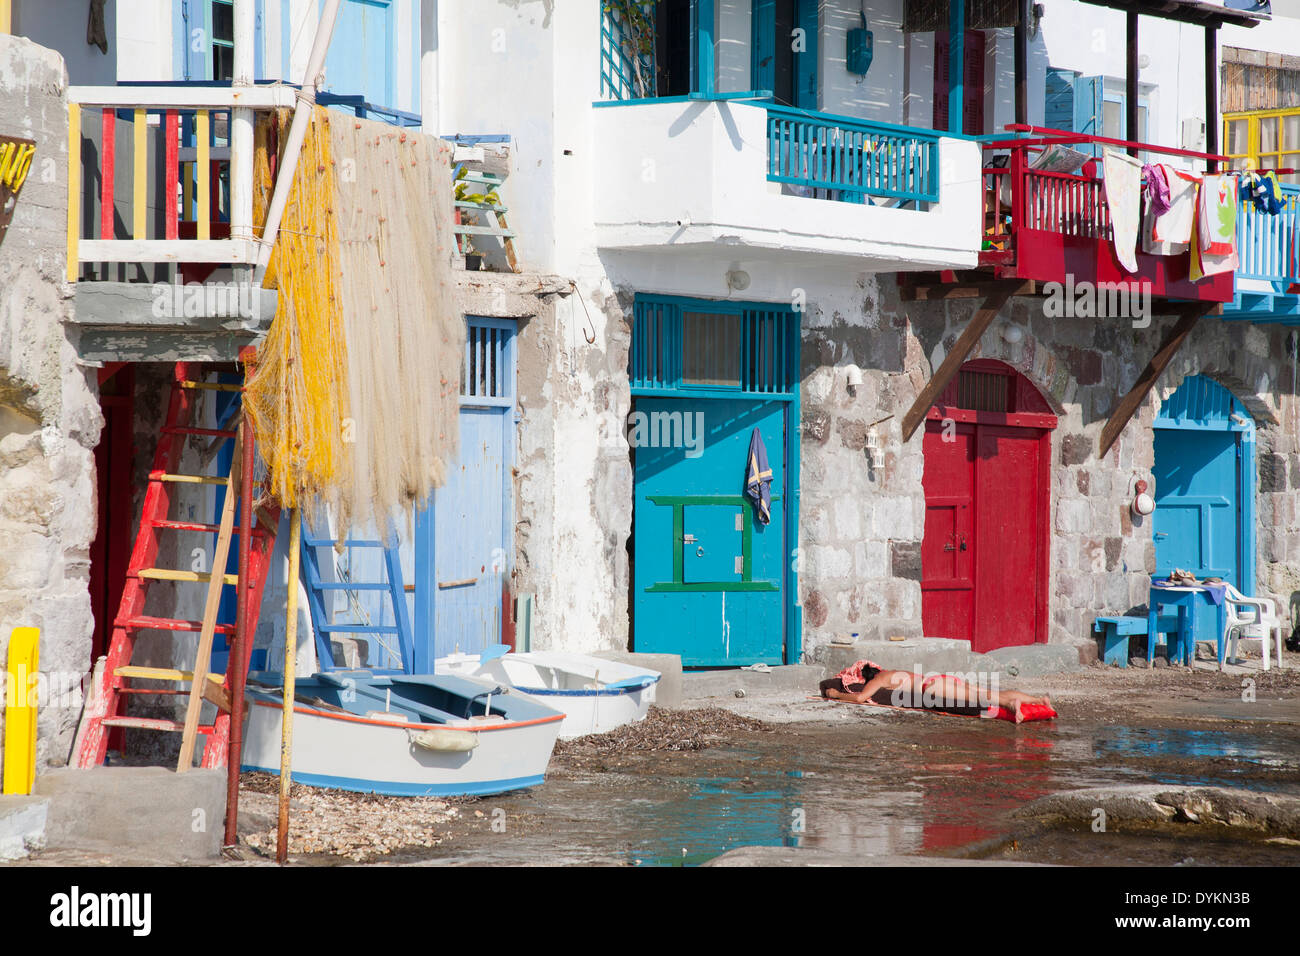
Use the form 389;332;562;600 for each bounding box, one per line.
410;717;1300;867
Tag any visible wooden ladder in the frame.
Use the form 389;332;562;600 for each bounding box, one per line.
300;526;416;673
73;361;279;770
452;160;520;274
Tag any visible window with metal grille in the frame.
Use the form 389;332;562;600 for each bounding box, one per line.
462;317;515;406
631;295;798;396
682;312;741;386
957;369;1010;413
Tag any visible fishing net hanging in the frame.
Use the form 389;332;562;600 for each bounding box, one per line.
245;108;462;540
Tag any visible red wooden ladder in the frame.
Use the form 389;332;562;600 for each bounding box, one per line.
74;360;279;770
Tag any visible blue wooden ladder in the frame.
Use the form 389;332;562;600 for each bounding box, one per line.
299;522;415;674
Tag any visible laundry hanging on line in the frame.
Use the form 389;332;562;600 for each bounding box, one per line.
1103;149;1145;274
1142;163;1198;256
1191;172;1240;280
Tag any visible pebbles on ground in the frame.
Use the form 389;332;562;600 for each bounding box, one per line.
239;772;465;862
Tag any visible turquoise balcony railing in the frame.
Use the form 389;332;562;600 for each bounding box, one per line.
765;104;941;206
1227;182;1300;323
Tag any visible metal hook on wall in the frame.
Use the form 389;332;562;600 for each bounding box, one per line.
569;280;597;344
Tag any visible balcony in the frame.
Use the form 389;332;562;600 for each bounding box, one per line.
592;98;981;277
974;128;1235;306
1221;182;1300;325
65;83;291;362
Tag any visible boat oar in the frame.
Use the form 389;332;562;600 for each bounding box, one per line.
276;511;301;865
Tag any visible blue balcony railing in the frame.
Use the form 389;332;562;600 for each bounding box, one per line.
1226;181;1300;322
765;104;941;206
1236;183;1299;285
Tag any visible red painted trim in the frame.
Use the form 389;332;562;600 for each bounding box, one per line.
164;111;179;241
250;698;564;731
927;407;1058;429
100;109;115;241
1036;428;1051;645
502;581;516;651
1014;228;1234;304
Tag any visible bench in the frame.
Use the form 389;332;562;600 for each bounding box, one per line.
1094;615;1181;667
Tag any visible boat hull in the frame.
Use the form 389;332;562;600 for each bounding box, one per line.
240;685;563;797
436;651;661;740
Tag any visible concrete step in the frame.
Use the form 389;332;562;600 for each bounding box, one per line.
0;795;49;861
35;766;226;861
591;651;684;708
681;664;825;701
814;638;1084;680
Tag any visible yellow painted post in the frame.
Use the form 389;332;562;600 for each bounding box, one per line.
3;628;40;796
133;107;147;241
67;104;80;282
0;0;11;34
196;110;210;240
275;511;300;864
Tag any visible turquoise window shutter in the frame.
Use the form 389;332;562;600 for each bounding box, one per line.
1073;75;1103;156
795;0;818;109
752;0;776;94
1044;67;1075;134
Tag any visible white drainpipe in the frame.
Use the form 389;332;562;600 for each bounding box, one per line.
254;0;343;279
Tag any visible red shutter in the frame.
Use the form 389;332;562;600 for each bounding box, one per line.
933;31;986;135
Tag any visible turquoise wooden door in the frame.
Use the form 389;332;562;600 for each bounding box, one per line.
1153;429;1239;585
1152;376;1257;645
412;318;516;672
633;396;786;666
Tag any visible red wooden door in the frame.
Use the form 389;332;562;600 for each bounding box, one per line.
972;424;1047;651
921;422;975;644
921;361;1055;653
933;30;986;135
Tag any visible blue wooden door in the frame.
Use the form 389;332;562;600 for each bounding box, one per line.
633;397;785;666
412;318;515;672
322;0;394;107
1152;376;1256;646
752;0;817;109
1153;429;1240;585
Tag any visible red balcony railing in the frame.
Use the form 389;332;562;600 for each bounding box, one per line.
980;126;1239;304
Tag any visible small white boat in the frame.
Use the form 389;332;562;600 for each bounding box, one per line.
436;648;661;740
240;671;565;797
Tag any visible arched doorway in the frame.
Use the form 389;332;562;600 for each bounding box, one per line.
920;360;1058;652
1152;376;1256;643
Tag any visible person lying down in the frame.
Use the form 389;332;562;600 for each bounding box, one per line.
820;660;1052;724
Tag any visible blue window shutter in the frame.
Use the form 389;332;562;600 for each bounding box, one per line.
1073;75;1103;156
752;0;776;95
1044;67;1075;134
795;0;818;109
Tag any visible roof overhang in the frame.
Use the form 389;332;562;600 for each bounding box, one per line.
1075;0;1267;29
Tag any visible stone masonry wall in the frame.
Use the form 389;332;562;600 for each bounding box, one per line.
0;36;101;770
797;272;1300;662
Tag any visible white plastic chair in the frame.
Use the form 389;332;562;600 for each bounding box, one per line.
1222;584;1284;671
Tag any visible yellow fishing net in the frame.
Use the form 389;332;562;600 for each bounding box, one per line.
245;108;462;539
245;107;352;517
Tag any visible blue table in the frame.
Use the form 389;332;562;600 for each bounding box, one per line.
1147;585;1228;667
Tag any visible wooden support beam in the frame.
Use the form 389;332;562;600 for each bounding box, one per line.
1015;0;1029;127
1204;23;1219;171
901;285;1013;442
1098;305;1207;458
899;276;1036;301
1126;11;1139;155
